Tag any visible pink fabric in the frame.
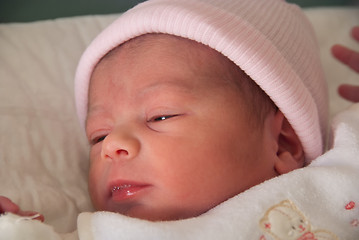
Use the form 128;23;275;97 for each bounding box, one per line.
74;0;328;161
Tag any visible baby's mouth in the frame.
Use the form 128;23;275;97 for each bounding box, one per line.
110;182;150;202
112;184;135;194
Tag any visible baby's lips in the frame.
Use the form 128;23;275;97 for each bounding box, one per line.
19;210;45;222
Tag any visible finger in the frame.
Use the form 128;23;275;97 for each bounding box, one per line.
351;26;359;42
331;44;359;73
0;196;20;214
18;210;45;222
338;84;359;103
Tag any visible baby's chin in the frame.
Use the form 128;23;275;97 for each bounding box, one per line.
132;209;206;222
90;189;223;221
99;203;208;222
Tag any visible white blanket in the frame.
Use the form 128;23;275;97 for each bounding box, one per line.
1;103;359;240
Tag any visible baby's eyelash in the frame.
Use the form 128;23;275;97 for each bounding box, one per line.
149;115;179;122
90;135;107;145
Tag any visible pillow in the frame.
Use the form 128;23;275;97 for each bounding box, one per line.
0;7;358;233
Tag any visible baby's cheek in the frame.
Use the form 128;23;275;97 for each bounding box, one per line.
88;170;104;210
89;145;102;164
88;160;107;201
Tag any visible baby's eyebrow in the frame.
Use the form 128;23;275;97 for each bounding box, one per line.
137;80;193;97
86;105;107;127
86;80;195;128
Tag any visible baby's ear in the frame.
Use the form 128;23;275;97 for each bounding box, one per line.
273;111;305;175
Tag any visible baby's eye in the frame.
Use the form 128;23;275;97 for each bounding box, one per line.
90;135;107;145
149;115;178;122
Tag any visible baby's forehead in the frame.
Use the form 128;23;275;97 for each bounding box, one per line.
90;33;250;101
89;33;247;103
100;33;241;79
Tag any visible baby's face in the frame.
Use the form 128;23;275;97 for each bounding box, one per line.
86;35;278;221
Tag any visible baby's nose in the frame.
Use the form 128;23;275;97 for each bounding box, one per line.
100;128;140;162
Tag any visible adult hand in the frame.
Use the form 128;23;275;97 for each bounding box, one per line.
0;196;44;222
331;26;359;103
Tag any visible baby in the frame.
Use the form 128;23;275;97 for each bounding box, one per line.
1;0;359;238
75;0;329;221
85;33;297;221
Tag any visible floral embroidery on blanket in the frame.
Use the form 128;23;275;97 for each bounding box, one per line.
259;200;338;240
344;201;359;228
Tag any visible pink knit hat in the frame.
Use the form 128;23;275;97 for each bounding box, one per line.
75;0;328;161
